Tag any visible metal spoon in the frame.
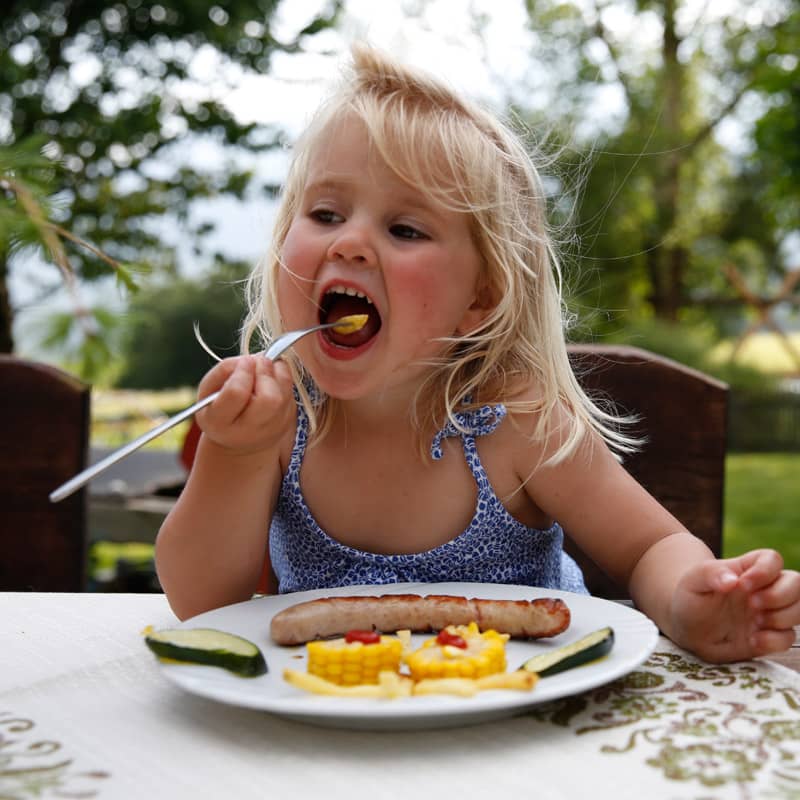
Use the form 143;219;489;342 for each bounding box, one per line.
49;315;368;503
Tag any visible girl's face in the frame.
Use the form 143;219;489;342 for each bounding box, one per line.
278;115;487;402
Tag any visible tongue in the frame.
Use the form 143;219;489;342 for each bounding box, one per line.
325;295;380;347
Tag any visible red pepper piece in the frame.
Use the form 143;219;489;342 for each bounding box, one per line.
436;630;468;649
345;629;381;644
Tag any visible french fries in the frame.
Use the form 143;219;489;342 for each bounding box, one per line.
413;670;538;697
283;668;413;698
283;667;538;699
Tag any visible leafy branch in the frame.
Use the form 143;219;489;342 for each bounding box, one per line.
1;137;141;377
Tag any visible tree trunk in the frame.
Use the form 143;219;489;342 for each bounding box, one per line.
651;0;685;322
0;252;14;353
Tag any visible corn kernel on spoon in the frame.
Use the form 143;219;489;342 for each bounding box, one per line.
49;314;368;502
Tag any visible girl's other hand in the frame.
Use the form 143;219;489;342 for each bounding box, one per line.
194;355;294;455
670;549;800;663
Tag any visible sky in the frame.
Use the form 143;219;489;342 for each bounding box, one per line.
230;0;537;129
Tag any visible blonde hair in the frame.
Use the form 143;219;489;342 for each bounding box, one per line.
242;44;634;463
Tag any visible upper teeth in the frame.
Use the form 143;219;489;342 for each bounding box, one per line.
326;285;373;304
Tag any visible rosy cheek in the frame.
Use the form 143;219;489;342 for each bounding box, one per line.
278;225;318;300
280;228;302;272
275;262;311;328
401;267;449;309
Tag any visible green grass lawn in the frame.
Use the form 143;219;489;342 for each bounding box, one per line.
91;387;195;450
724;452;800;571
712;331;800;375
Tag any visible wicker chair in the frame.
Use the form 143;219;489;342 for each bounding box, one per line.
565;345;728;598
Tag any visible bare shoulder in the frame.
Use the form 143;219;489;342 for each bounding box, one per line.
493;381;595;478
499;384;685;580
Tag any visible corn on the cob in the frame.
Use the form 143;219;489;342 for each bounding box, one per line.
306;636;404;686
403;622;508;681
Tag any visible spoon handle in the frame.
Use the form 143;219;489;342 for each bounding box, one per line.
48;319;347;503
49;391;220;503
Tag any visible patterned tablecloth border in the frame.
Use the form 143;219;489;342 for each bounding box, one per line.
525;639;800;800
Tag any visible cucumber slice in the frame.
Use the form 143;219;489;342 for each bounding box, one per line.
521;626;614;677
145;627;268;677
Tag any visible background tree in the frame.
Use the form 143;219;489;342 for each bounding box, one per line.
0;0;341;360
1;135;138;376
751;12;800;233
519;0;798;332
115;258;248;389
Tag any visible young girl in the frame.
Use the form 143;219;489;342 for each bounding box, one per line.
156;44;800;664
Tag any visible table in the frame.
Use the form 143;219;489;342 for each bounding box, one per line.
3;593;799;800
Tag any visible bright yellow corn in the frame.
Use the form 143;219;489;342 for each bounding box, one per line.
306;636;404;686
403;622;508;681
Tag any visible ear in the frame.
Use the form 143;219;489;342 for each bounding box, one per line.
455;284;495;335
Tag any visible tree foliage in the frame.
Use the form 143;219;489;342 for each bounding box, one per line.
751;12;800;231
520;0;799;333
116;260;248;389
1;136;138;376
0;0;341;360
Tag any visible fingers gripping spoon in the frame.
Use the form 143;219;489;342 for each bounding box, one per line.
49;315;369;503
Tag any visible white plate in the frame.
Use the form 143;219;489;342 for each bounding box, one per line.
155;582;659;730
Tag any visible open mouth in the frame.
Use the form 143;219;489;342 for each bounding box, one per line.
319;286;382;348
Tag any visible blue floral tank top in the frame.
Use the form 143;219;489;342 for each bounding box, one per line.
269;401;588;595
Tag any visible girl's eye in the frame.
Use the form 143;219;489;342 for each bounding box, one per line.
390;223;428;241
311;209;342;224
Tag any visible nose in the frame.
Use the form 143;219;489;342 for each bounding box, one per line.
326;221;377;266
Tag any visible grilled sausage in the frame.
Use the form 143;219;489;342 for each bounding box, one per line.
269;594;570;645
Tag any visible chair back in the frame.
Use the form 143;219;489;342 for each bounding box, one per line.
566;345;728;598
0;356;90;590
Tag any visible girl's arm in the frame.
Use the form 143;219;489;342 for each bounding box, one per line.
155;355;295;620
515;409;800;662
630;536;799;662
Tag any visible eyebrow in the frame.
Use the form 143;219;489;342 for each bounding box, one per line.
302;176;356;194
302;177;447;218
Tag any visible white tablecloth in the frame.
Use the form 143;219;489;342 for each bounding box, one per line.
3;593;800;800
